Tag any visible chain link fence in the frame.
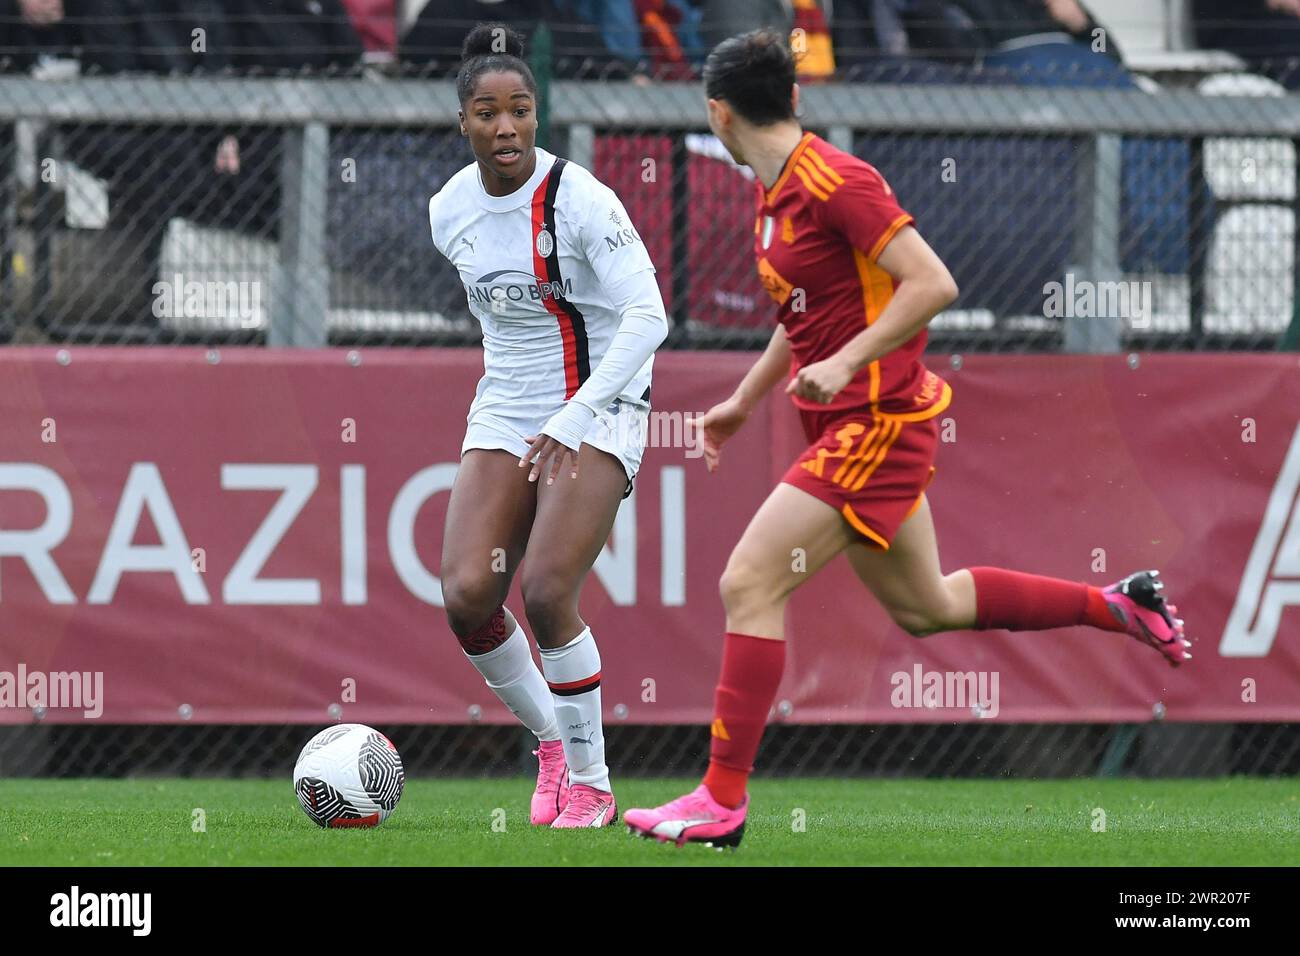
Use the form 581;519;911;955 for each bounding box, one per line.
2;59;1299;349
2;50;1299;778
1;721;1297;779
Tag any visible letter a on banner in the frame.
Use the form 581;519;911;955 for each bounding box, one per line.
1221;424;1300;656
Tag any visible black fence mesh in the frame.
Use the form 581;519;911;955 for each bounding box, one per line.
2;59;1298;349
1;722;1297;779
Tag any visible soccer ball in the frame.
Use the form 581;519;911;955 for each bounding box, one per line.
293;724;405;828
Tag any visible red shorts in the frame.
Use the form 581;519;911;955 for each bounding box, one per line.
782;405;939;549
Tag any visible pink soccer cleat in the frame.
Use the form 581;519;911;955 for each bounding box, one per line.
1103;569;1192;668
551;784;617;828
530;740;571;826
624;784;747;848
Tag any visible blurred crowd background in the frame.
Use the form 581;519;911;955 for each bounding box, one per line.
1;1;1298;348
1;0;1298;85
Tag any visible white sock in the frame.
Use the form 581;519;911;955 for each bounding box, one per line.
463;621;559;741
539;626;610;791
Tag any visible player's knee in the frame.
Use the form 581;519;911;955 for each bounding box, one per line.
718;559;768;616
890;607;945;638
442;571;505;637
520;570;577;637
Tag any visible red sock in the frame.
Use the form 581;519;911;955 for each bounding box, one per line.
701;632;785;809
969;567;1123;632
1082;585;1125;631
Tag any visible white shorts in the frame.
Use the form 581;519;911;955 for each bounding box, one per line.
462;399;650;483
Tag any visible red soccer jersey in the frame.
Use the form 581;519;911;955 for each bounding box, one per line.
753;132;950;417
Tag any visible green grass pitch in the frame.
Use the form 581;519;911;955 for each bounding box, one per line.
1;777;1296;866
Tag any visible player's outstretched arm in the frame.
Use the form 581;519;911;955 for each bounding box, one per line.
734;322;793;413
695;324;792;472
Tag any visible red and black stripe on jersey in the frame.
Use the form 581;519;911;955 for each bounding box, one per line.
530;158;590;400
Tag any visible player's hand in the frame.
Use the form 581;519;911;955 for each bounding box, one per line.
1043;0;1089;33
693;397;749;473
520;434;580;485
786;357;854;405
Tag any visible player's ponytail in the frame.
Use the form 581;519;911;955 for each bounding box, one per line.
703;28;797;126
457;23;537;105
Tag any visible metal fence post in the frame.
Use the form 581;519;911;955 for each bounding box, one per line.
567;122;594;172
275;122;330;347
0;122;12;340
530;23;553;151
827;125;853;154
1188;136;1208;348
667;132;690;345
1066;132;1123;353
1285;136;1300;351
31;126;57;337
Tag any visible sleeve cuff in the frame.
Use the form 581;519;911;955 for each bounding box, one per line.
540;401;599;451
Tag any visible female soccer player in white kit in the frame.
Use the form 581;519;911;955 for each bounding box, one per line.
428;23;668;827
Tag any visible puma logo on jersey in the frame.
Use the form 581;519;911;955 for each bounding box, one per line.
460;236;476;254
1221;423;1300;657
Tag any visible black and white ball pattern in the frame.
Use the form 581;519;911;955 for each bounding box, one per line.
297;725;351;762
360;730;405;811
295;777;367;828
293;724;405;828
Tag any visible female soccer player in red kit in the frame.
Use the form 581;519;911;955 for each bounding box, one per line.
624;29;1192;849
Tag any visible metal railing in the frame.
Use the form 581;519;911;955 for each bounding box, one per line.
3;65;1299;351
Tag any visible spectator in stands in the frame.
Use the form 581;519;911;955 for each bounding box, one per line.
1194;0;1300;89
696;0;792;51
220;0;363;73
832;0;980;68
960;2;1199;301
71;0;233;74
832;1;1117;71
791;0;835;80
2;0;74;337
341;0;398;64
558;0;644;64
1;0;55;69
634;0;689;78
956;0;1123;68
56;1;362;333
619;0;709;77
402;0;636;78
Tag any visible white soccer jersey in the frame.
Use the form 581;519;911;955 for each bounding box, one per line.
429;148;656;426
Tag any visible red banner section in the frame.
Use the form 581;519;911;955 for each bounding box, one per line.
0;349;1297;725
